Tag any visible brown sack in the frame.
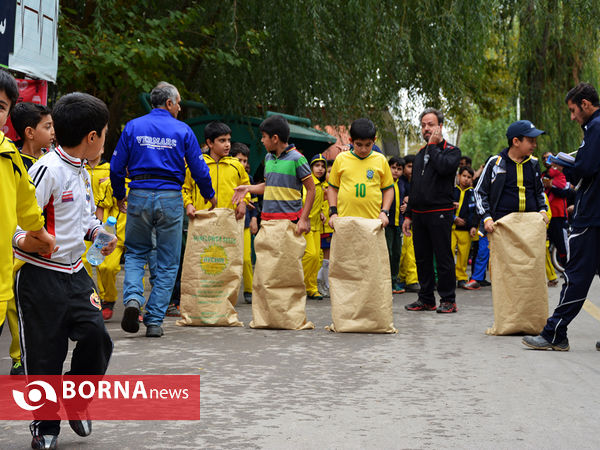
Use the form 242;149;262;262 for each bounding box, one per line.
249;220;314;330
177;208;244;327
486;212;548;335
327;217;397;333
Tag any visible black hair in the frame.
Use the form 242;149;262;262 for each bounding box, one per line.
52;93;109;148
349;118;376;140
458;166;474;177
404;154;416;165
507;136;525;149
260;115;290;142
460;155;472;166
565;82;600;108
10;103;52;140
419;108;444;125
388;156;405;167
327;159;335;168
230;142;250;157
0;69;19;113
204;121;232;143
150;82;178;108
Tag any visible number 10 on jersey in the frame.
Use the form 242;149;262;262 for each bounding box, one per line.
354;183;366;198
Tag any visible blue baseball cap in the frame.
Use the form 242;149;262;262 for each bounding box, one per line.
506;120;545;141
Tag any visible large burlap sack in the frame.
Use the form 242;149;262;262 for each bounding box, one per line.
486;212;548;335
249;220;314;330
327;217;397;333
177;208;244;327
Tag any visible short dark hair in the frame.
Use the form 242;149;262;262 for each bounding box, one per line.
260;115;290;142
404;154;416;165
388;156;405;167
52;93;109;148
565;82;600;108
230;142;250;158
350;118;376;140
10;103;52;140
0;69;19;113
204;121;232;143
419;108;444;125
150;82;179;108
460;155;472;166
507;136;525;149
458;166;474;177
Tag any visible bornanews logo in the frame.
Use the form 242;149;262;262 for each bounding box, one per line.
0;375;200;420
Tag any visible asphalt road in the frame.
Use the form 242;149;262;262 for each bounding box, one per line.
1;275;600;449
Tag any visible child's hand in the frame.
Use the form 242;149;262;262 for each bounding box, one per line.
400;202;407;214
250;217;258;235
454;217;466;227
402;217;412;237
320;212;326;224
469;227;477;238
540;211;550;225
101;234;118;256
117;197;127;214
379;211;389;228
232;185;250;205
19;228;58;255
295;217;310;235
328;214;337;230
207;196;217;211
235;201;246;220
186;204;196;219
453;202;460;209
484;219;495;234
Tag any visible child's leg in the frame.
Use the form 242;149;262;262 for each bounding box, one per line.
546;240;558;282
399;233;419;285
471;235;489;281
455;230;471;282
302;230;320;295
7;296;21;363
243;227;253;293
97;244;124;304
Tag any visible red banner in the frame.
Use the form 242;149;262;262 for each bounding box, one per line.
1;78;48;141
0;375;200;420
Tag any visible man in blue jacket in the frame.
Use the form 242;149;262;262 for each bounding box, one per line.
523;82;600;351
110;81;216;338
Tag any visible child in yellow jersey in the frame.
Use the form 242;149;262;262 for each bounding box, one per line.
328;118;394;227
302;154;327;300
231;142;259;304
386;156;406;294
182;121;249;218
451;166;478;288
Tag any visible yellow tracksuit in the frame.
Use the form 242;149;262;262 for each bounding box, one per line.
82;161;111;275
302;175;325;296
399;234;418;285
543;195;557;282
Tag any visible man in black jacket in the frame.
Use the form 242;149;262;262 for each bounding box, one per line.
402;108;461;313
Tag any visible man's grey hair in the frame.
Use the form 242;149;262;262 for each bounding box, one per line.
419;107;444;125
150;82;179;108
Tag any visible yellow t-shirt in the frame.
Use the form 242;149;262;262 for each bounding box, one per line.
328;150;394;219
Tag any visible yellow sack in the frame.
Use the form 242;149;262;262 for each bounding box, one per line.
249;220;314;330
486;212;548;335
177;208;244;327
327;217;397;333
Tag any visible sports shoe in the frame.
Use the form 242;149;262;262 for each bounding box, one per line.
101;301;114;320
121;300;141;333
243;292;252;304
596;341;600;351
307;292;324;300
10;360;24;375
436;302;458;313
165;303;180;317
405;283;420;293
146;325;164;337
457;280;467;289
392;282;406;294
463;279;481;290
522;335;570;351
69;417;92;437
405;300;436;311
479;279;491;287
31;434;58;449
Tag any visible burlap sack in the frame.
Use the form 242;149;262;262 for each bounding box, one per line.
486;212;548;335
177;208;244;327
249;220;314;330
327;217;397;333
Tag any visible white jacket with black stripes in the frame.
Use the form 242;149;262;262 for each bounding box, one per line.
13;146;103;273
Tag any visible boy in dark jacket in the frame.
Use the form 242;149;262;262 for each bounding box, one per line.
452;166;478;288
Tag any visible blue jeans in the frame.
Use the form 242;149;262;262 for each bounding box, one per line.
123;189;183;326
472;234;489;281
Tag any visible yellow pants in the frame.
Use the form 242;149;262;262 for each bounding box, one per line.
302;230;321;295
243;227;253;293
545;240;557;281
97;244;124;303
451;229;472;282
399;233;418;285
3;259;26;363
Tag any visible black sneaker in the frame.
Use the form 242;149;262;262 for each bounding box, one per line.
479;279;492;287
307;292;324;300
146;325;164;337
121;300;141;333
243;292;252;304
405;283;420;293
596;341;600;351
436;302;458;313
69;418;92;437
405;300;436;311
457;280;467;289
31;434;58;449
10;360;24;375
522;335;569;351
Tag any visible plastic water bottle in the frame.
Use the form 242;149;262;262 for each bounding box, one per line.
87;216;117;266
